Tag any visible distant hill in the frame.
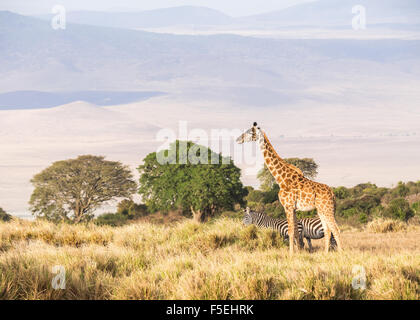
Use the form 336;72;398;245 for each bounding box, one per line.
34;2;420;30
36;6;234;29
243;0;420;26
1;11;420;107
0;91;164;110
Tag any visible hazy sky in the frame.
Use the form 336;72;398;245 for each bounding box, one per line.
0;0;315;16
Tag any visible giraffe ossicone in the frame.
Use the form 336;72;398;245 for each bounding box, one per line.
237;123;343;254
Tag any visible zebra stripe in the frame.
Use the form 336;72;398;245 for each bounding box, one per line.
243;208;304;244
300;217;337;251
300;217;325;239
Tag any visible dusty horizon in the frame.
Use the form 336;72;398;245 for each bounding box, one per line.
1;96;419;219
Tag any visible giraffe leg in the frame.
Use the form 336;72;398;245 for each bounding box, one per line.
326;219;343;252
316;213;331;253
285;207;301;254
324;227;332;253
316;198;343;253
287;214;295;255
319;214;343;252
330;234;337;250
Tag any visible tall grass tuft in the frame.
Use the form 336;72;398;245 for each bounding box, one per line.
366;218;408;233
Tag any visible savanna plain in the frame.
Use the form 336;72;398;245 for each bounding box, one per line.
0;216;418;300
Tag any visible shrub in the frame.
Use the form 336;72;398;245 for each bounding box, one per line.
95;213;128;227
0;207;12;222
392;182;410;198
412;202;420;216
247;180;419;226
357;195;381;213
262;187;279;204
256;184;279;204
117;200;148;219
334;186;350;200
405;181;420;196
359;212;368;224
246;190;264;203
350;183;378;198
339;207;359;218
296;209;317;219
96;200;151;226
263;201;285;219
383;198;414;221
246;201;266;213
366;218;407;233
220;210;242;220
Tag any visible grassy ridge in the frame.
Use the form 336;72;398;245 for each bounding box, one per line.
0;218;419;300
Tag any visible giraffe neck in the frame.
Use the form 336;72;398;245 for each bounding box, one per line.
257;130;297;187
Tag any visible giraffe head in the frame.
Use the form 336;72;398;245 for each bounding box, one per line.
236;122;260;144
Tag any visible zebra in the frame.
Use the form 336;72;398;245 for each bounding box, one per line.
300;217;337;252
242;207;304;248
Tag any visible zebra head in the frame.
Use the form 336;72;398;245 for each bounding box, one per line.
242;207;254;225
236;122;260;144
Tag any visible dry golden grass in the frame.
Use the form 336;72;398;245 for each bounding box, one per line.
366;218;408;233
0;218;419;300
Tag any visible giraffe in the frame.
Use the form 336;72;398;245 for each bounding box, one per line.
236;122;342;254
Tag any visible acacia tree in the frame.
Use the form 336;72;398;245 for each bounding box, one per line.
257;158;318;192
29;155;137;223
138;140;247;222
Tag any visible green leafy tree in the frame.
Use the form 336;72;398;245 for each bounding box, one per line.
257;158;318;192
29;155;137;223
138;140;247;222
0;207;12;222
